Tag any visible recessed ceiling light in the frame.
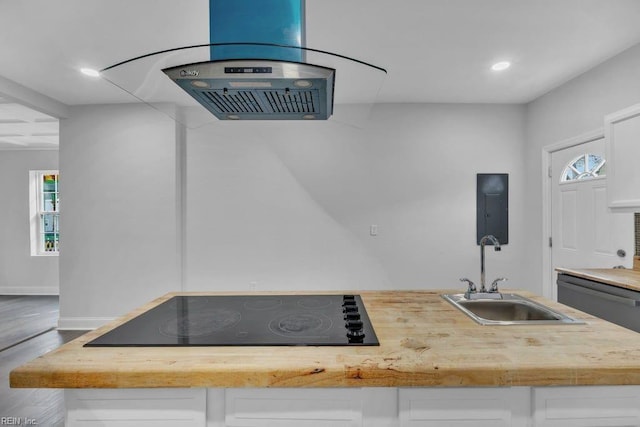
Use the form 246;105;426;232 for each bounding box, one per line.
80;68;101;77
491;61;511;71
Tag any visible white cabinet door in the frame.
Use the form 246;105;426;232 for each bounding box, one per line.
65;388;206;427
225;388;364;427
399;387;530;427
605;103;640;210
533;386;640;427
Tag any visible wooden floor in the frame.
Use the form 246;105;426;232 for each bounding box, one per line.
0;296;86;426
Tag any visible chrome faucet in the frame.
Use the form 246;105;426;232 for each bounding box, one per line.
460;235;506;300
479;235;501;292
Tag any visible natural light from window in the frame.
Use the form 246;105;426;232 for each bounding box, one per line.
29;170;59;256
560;153;606;183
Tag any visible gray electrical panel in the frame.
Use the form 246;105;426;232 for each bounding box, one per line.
477;174;508;245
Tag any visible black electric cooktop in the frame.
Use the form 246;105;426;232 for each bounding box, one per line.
85;294;379;347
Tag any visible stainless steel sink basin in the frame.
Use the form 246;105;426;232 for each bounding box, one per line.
442;293;584;325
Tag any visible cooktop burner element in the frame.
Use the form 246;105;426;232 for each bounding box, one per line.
159;308;242;338
85;294;379;347
268;312;333;338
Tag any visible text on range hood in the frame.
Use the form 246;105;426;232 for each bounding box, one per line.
163;59;335;120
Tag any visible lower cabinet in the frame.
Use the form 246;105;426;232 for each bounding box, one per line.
399;387;531;427
65;388;206;427
64;386;640;427
533;386;640;427
218;388;397;427
223;388;364;427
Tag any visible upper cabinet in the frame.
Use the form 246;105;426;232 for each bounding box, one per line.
605;103;640;210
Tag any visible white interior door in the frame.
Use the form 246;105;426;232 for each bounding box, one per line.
550;136;634;299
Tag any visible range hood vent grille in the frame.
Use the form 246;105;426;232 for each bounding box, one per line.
163;60;335;120
199;89;320;115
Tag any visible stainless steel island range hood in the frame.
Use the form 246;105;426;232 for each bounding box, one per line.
162;59;335;121
97;0;385;127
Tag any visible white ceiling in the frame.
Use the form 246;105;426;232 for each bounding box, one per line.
0;96;58;150
2;0;640;147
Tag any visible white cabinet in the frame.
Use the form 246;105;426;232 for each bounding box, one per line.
65;388;206;427
533;386;640;426
399;387;531;427
63;385;640;427
605;103;640;210
224;388;364;427
222;388;398;427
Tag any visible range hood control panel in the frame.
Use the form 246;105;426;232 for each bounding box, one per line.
225;67;273;74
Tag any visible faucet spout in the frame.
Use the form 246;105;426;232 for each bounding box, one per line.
479;235;501;292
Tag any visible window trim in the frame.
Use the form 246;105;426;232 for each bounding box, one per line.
29;170;60;257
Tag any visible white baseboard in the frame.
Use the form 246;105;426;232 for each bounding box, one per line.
58;317;115;331
0;286;59;295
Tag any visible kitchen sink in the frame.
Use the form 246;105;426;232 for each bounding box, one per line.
442;293;585;325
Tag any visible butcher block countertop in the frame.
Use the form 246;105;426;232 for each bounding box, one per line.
557;267;640;292
10;290;640;389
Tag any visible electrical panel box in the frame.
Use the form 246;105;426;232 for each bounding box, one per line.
477;173;508;245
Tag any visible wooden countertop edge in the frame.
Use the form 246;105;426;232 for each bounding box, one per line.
11;289;640;389
12;365;640;389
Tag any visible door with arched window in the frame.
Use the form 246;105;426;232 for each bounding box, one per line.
551;135;633;298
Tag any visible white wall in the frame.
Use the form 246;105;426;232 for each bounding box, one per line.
58;104;180;328
57;102;526;326
186;103;527;292
54;42;640;325
0;150;59;294
524;43;640;294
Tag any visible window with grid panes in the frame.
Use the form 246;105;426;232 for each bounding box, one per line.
30;171;60;255
41;173;59;252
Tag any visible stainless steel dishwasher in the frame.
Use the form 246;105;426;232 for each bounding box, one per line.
557;273;640;333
